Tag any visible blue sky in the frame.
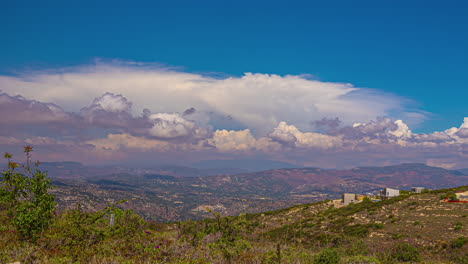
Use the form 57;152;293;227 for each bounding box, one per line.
0;0;467;168
1;0;467;133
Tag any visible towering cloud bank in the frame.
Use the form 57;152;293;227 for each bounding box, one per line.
0;61;422;134
0;62;465;168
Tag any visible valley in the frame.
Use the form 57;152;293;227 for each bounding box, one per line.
46;162;468;222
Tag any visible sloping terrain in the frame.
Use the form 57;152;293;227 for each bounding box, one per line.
49;163;468;221
2;185;467;263
174;185;468;263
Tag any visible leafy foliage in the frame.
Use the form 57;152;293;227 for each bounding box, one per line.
391;243;421;262
313;248;340;264
1;147;55;241
40;202;147;261
451;236;467;249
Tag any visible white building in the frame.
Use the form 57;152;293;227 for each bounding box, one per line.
342;193;357;205
411;187;425;193
382;188;399;198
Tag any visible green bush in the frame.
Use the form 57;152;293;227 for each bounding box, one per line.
42;202;145;261
451;236;467;249
449;193;459;201
391;243;421;262
1;147;56;242
373;223;384;229
345;240;368;256
344;224;370;237
313;248;340;264
210;237;251;263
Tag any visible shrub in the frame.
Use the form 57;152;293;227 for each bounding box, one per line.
313;248;340;264
315;233;333;246
330;235;351;246
344;224;370;237
449;193;459;201
1;147;56;242
343;255;380;264
210;237;251;263
263;249;280;264
450;255;468;264
344;240;368;256
454;222;462;231
451;236;467;249
373;223;384;229
42;202;145;261
391;243;421;262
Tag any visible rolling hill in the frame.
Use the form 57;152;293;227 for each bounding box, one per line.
2;183;467;263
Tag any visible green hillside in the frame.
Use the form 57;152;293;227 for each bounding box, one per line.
1;151;467;263
1;186;467;263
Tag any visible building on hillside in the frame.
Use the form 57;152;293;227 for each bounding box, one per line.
342;193;358;205
356;194;367;201
381;188;400;198
456;191;468;201
411;187;425;193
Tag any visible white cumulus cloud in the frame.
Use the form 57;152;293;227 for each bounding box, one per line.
0;61;421;135
147;113;212;140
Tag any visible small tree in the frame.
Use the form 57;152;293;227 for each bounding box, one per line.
448;193;459;201
391;243;421;262
313;248;340;264
0;153;26;210
0;146;56;241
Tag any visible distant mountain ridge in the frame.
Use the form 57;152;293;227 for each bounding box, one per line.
33;161;468;184
191;159;300;172
193;163;467;197
37;162;247;178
